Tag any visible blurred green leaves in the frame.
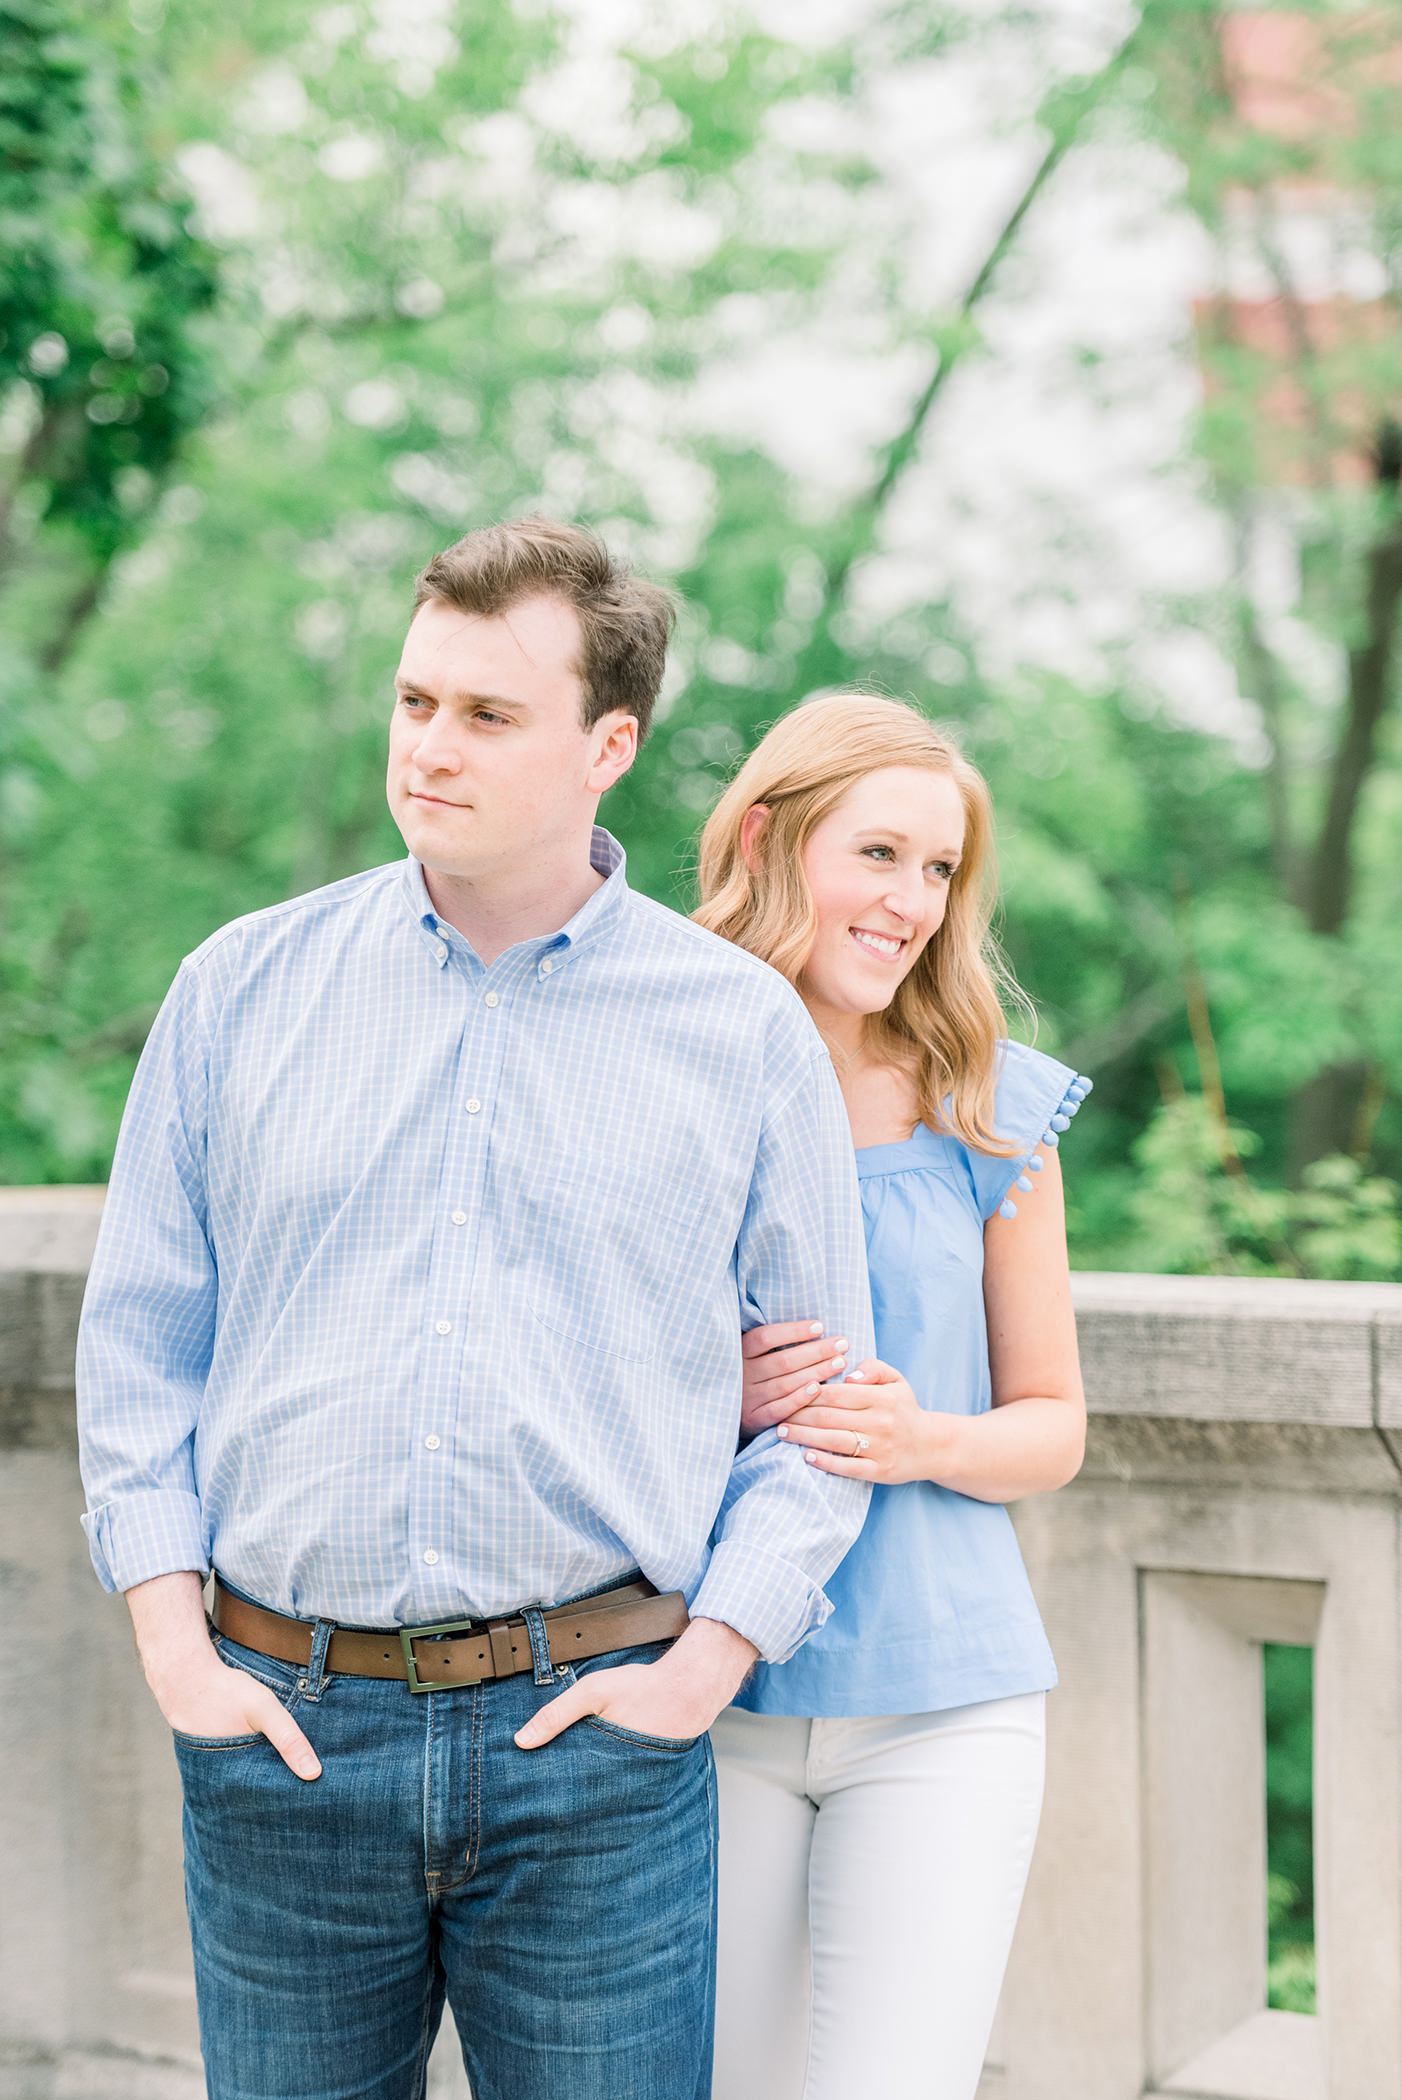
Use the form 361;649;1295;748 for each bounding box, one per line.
0;0;1400;1290
1127;1094;1400;1278
0;0;217;602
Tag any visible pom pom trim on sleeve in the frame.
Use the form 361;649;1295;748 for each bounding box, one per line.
995;1073;1092;1218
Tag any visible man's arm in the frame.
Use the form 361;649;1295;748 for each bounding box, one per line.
517;1044;872;1748
78;964;321;1777
78;962;216;1595
685;1046;874;1656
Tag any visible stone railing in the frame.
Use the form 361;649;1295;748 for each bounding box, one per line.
2;1189;1400;2100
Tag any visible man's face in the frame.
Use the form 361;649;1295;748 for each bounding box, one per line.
387;593;634;881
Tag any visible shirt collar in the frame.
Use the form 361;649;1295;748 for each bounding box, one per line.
400;826;630;969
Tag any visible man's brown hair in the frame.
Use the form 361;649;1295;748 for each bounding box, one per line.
412;516;674;742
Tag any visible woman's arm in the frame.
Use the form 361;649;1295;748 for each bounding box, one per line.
768;1149;1086;1500
936;1144;1086;1499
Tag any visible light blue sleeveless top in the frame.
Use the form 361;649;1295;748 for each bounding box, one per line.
733;1040;1091;1719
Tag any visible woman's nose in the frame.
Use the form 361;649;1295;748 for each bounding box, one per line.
882;880;922;925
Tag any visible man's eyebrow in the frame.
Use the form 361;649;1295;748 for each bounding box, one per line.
393;675;528;712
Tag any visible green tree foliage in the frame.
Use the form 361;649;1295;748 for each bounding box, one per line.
1127;1093;1400;1277
1140;0;1402;1173
0;0;217;648
0;0;1400;1301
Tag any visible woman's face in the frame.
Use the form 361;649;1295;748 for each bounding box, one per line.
796;765;966;1024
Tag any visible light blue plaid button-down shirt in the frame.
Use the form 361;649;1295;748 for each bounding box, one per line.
77;829;874;1663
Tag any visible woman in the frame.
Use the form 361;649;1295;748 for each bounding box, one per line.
694;692;1089;2100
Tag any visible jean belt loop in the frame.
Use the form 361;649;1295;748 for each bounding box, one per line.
304;1617;336;1701
522;1607;554;1686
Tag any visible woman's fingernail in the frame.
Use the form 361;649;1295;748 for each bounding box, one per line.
835;1339;848;1350
806;1382;820;1395
830;1357;845;1373
777;1424;789;1438
809;1322;824;1336
805;1452;818;1464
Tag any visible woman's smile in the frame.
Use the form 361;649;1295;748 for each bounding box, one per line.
850;927;908;962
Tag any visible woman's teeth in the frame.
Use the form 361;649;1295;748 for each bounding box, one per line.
851;929;903;959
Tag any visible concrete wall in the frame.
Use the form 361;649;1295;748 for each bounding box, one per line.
2;1192;1400;2099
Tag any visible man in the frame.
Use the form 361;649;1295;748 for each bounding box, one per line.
77;517;873;2100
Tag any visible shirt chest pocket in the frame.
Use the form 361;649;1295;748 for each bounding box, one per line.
521;1166;715;1364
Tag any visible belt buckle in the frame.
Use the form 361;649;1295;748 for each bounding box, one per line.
400;1614;486;1694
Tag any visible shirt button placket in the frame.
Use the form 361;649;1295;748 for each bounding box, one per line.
419;964;502;1585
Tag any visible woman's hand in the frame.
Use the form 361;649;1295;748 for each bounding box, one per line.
740;1321;849;1438
776;1359;951;1485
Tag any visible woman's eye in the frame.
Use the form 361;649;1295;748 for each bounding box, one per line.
863;845;895;863
927;862;956;882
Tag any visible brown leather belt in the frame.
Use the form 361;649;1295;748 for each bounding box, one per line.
212;1576;689;1694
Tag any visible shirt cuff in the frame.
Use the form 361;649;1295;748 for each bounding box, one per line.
82;1489;209;1595
688;1537;834;1665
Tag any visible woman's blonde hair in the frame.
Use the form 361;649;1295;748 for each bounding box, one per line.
694;691;1029;1153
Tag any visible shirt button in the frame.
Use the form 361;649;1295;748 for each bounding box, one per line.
451;1210;467;1226
422;1548;439;1566
484;991;499;1008
539;958;553;977
434;943;447;961
424;1434;441;1450
465;1098;481;1114
435;1319;452;1335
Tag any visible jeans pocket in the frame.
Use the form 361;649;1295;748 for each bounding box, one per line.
172;1727;268;1750
550;1639;698;1750
170;1635;309;1745
579;1714;701;1753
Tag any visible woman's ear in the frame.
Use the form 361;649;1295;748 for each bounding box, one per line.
739;804;769;874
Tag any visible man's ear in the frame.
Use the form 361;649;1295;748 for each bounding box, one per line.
587;711;639;794
739;804;769;873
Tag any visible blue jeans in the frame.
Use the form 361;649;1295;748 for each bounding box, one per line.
173;1616;717;2100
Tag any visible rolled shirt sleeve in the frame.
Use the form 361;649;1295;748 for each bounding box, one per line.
689;1049;875;1662
77;962;217;1593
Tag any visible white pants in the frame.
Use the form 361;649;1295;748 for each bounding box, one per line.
710;1693;1046;2100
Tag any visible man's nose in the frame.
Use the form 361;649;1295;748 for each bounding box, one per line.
411;714;462;774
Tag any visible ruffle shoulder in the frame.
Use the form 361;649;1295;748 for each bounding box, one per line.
964;1039;1092;1224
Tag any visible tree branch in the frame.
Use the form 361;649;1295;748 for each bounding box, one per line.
1232;512;1296;893
1306;481;1402;935
0;402;65;586
1246;187;1349;488
790;25;1144;686
38;565;108;676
